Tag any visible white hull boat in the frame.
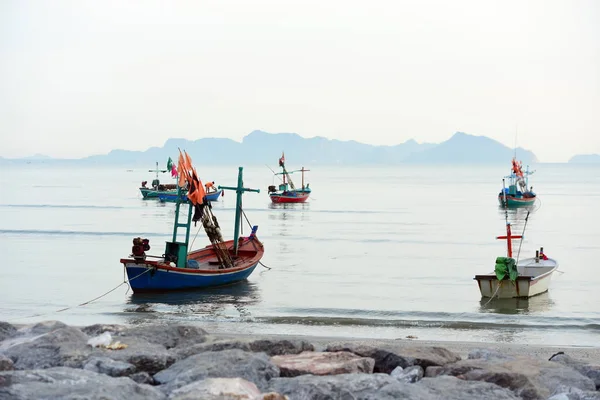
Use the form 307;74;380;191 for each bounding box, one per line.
475;256;558;298
474;205;559;299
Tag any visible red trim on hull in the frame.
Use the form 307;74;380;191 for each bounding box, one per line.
120;237;264;274
270;194;310;203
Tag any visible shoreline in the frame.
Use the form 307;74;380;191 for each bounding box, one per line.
215;331;600;364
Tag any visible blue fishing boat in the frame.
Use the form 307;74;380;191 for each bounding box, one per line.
139;159;179;199
121;151;263;292
158;187;222;203
498;158;536;208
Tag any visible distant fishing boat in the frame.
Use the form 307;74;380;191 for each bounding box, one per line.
139;158;179;199
267;152;311;203
474;211;558;299
498;158;536;207
158;186;222;203
121;151;263;292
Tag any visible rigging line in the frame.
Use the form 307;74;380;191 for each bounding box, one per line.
515;210;530;265
8;268;153;322
482;281;503;307
242;209;253;230
259;261;272;270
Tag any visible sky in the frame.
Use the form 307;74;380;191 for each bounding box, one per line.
0;0;598;162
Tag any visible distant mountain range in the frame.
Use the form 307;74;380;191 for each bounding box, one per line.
568;154;600;164
1;130;538;165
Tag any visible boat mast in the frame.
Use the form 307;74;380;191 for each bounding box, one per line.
218;167;260;255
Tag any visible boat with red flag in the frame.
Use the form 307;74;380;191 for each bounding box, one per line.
121;150;264;292
498;157;536;207
474;210;558;299
267;152;311;203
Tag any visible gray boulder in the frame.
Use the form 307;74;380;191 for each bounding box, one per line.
83;356;136;377
89;336;176;375
550;353;600;390
547;385;600;399
173;338;314;360
0;367;166;400
433;355;596;399
267;373;520;400
391;365;424;383
154;349;279;393
116;324;209;349
267;373;399;399
2;326;91;370
0;323;16;343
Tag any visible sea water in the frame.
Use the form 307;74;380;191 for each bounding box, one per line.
1;163;599;346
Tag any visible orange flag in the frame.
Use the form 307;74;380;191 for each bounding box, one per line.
178;153;187;188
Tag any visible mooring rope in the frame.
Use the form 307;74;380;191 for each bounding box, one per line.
482;280;504;307
7;268;153;322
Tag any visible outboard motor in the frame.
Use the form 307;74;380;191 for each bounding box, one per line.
132;237;150;260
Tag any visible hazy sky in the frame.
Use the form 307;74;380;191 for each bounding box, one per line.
1;0;598;161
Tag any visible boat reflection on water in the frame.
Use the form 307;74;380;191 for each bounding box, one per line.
479;292;555;315
121;281;261;324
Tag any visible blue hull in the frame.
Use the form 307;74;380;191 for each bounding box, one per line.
124;262;257;292
158;190;222;203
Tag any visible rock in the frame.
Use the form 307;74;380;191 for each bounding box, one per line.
391;365;424;383
267;373;399;399
0;322;17;342
434;356;596;400
547;385;600;400
249;339;314;356
271;351;374;377
326;343;461;372
26;321;68;335
116;324;209;349
83;356;136;377
168;377;263;400
173;338;315;361
377;376;522;400
325;344;413;373
2;326;91;370
89;336;176;375
0;367;166;400
154;349;280;393
425;366;443;377
81;323;128;337
550;353;600;390
267;373;520;399
468;349;516;362
398;346;462;369
0;356;13;372
130;371;156;385
173;339;252;360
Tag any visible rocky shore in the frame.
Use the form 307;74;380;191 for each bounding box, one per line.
0;320;599;400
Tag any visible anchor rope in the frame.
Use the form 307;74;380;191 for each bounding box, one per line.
7;268;153;322
482;280;504;307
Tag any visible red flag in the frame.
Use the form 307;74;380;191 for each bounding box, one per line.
278;152;285;167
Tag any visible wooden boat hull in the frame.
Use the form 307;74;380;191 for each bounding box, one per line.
269;191;310;203
121;237;264;292
498;194;536;207
158;189;221;203
475;257;558;299
140;188;178;199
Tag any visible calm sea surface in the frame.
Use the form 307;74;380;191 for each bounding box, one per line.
1;163;599;346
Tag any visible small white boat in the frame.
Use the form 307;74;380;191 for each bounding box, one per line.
474;210;558;299
475;253;558;298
